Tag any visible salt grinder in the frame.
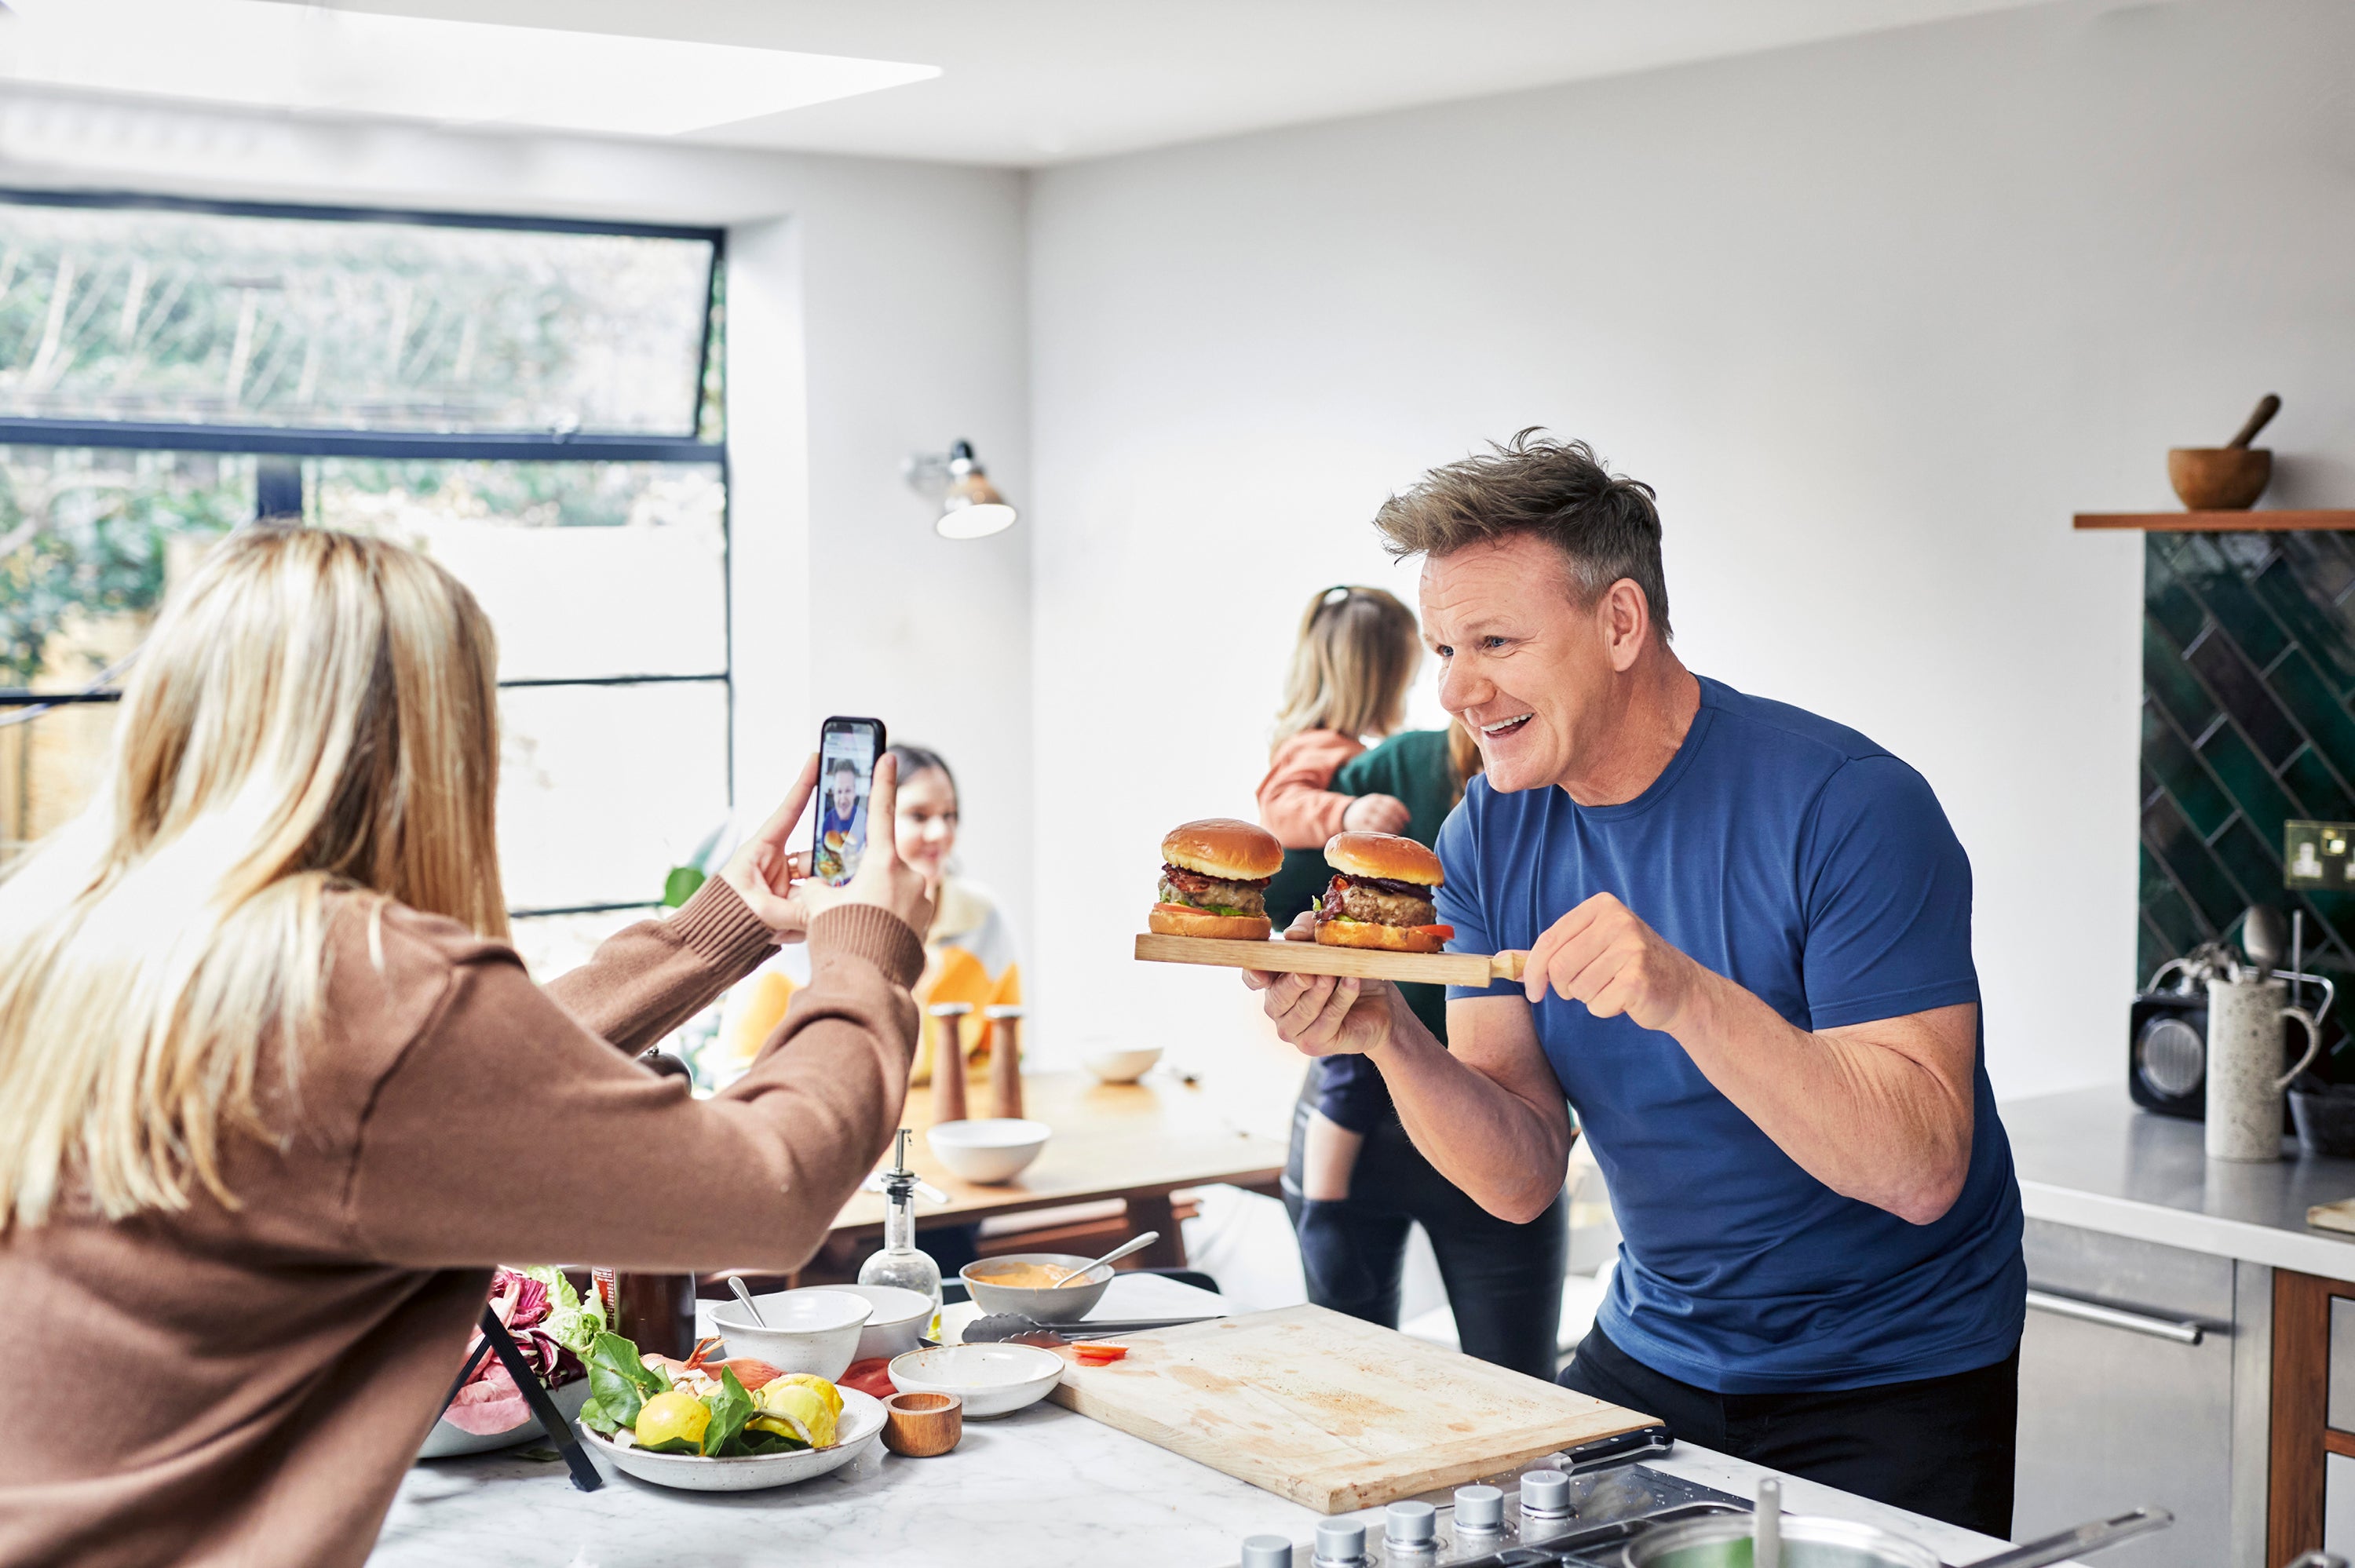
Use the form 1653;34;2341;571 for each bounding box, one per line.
926;1001;971;1125
984;1004;1024;1120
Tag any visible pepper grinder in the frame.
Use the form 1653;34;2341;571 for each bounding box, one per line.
926;1002;971;1125
984;1005;1024;1121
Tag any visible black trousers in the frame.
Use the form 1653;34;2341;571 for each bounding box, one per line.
1557;1324;2019;1537
1282;1097;1568;1381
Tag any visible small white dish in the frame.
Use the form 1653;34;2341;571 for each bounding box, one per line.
831;1283;934;1361
887;1343;1064;1419
927;1118;1050;1184
577;1387;884;1492
1082;1046;1162;1085
707;1289;872;1381
418;1378;589;1460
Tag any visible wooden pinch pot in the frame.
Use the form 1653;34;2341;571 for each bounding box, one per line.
882;1390;963;1457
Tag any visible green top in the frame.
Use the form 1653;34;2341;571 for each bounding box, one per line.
1259;727;1462;1050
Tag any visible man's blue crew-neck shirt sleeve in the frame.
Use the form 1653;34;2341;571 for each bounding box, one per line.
1431;676;2023;1394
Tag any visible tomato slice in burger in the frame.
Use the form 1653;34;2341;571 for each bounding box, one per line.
1154;903;1207;919
1411;924;1455;940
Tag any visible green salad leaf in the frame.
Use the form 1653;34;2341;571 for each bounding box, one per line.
523;1266;604;1355
582;1331;665;1431
700;1368;755;1457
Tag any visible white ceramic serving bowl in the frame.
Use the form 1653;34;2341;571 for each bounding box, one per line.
576;1387;885;1493
926;1118;1050;1184
831;1283;934;1361
887;1343;1064;1419
1081;1046;1163;1085
418;1377;590;1459
959;1253;1113;1322
706;1289;872;1380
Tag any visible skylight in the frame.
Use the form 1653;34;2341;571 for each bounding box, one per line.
0;1;941;138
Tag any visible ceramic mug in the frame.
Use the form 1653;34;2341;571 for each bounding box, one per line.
2205;975;2323;1162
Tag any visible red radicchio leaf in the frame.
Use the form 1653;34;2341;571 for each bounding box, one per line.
442;1362;533;1435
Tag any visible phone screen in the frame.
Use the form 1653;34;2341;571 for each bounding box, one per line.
812;717;885;888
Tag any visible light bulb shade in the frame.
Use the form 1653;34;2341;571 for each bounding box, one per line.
935;469;1015;538
936;499;1017;539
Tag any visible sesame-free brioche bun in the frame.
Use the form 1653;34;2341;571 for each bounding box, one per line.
1162;818;1283;881
1149;905;1274;941
1316;919;1447;954
1324;831;1443;888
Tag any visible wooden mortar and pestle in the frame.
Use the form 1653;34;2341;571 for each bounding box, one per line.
2170;394;2279;510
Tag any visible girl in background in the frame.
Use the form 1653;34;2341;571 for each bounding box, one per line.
1257;584;1568;1378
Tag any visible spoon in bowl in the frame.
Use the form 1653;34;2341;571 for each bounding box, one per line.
1053;1231;1160;1288
728;1277;770;1328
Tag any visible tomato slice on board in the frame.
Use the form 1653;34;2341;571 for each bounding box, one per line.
1074;1344;1129;1364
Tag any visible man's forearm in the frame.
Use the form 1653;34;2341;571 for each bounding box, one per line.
1673;976;1974;1224
1367;994;1572;1225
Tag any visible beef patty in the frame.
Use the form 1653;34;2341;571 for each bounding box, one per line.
1320;877;1437;927
1159;862;1270;916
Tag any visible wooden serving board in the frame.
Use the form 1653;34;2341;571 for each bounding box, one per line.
1049;1304;1654;1513
1134;932;1528;987
2307;1196;2355;1235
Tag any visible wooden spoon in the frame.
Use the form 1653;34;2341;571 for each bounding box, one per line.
2228;393;2281;449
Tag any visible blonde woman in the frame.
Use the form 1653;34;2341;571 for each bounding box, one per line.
0;527;933;1567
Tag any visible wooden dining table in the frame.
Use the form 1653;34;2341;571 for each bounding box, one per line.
824;1069;1288;1269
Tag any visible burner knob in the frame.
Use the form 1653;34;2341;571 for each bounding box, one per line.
1312;1518;1367;1566
1454;1485;1505;1530
1385;1501;1437;1546
1521;1468;1572;1518
1240;1535;1294;1568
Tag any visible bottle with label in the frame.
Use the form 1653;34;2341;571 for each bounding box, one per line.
590;1267;698;1362
858;1129;943;1340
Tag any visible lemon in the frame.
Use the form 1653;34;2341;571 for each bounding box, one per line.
769;1373;843;1420
750;1381;837;1448
634;1390;710;1450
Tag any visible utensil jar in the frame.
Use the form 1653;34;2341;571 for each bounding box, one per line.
2205;975;2323;1162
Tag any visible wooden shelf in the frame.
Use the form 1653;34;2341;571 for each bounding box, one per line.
2076;511;2355;532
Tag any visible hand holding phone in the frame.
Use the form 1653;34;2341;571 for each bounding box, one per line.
796;751;937;937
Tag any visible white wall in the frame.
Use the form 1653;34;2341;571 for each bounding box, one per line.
0;92;1035;944
1026;0;2355;1118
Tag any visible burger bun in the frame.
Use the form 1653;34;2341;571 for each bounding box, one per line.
1162;818;1284;881
1150;905;1274;942
1315;919;1447;954
1324;831;1443;888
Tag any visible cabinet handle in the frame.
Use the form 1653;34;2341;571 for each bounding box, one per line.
2025;1288;2204;1345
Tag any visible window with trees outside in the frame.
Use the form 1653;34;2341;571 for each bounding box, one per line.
0;190;732;981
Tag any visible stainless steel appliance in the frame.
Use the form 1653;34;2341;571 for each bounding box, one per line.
2014;1220;2236;1568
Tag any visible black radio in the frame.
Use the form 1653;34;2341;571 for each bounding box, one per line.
2128;990;2209;1120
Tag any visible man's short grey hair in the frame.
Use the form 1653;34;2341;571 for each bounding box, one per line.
1371;429;1670;640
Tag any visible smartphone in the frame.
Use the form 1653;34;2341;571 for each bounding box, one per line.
812;716;886;888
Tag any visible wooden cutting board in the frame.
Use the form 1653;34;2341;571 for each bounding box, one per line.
2306;1196;2355;1234
1134;932;1529;987
1048;1304;1655;1513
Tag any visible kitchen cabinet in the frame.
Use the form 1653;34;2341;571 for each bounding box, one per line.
2014;1220;2266;1568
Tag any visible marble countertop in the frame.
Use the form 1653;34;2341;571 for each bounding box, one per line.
2006;1085;2355;1280
373;1275;2010;1568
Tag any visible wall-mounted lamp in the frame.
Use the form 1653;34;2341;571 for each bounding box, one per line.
904;439;1017;539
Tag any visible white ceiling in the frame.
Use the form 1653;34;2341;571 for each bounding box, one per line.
238;0;2059;168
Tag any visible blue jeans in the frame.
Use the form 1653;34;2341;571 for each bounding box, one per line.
1281;1091;1568;1380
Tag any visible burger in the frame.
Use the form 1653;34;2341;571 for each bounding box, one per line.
1150;818;1283;940
1316;832;1452;953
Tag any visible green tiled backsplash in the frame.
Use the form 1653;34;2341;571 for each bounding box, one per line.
2141;531;2355;1068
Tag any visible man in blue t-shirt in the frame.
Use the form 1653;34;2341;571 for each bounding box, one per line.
1247;433;2024;1535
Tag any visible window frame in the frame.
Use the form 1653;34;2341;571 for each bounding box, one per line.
0;188;733;921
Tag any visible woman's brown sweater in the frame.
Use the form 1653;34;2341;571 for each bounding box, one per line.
0;881;922;1568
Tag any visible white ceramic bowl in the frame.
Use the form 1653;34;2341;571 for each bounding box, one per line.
960;1253;1113;1322
887;1343;1064;1419
706;1289;872;1380
831;1284;934;1361
418;1377;590;1459
577;1387;884;1492
1081;1046;1163;1085
927;1118;1050;1184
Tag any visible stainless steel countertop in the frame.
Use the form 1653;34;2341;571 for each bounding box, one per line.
2004;1086;2355;1280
